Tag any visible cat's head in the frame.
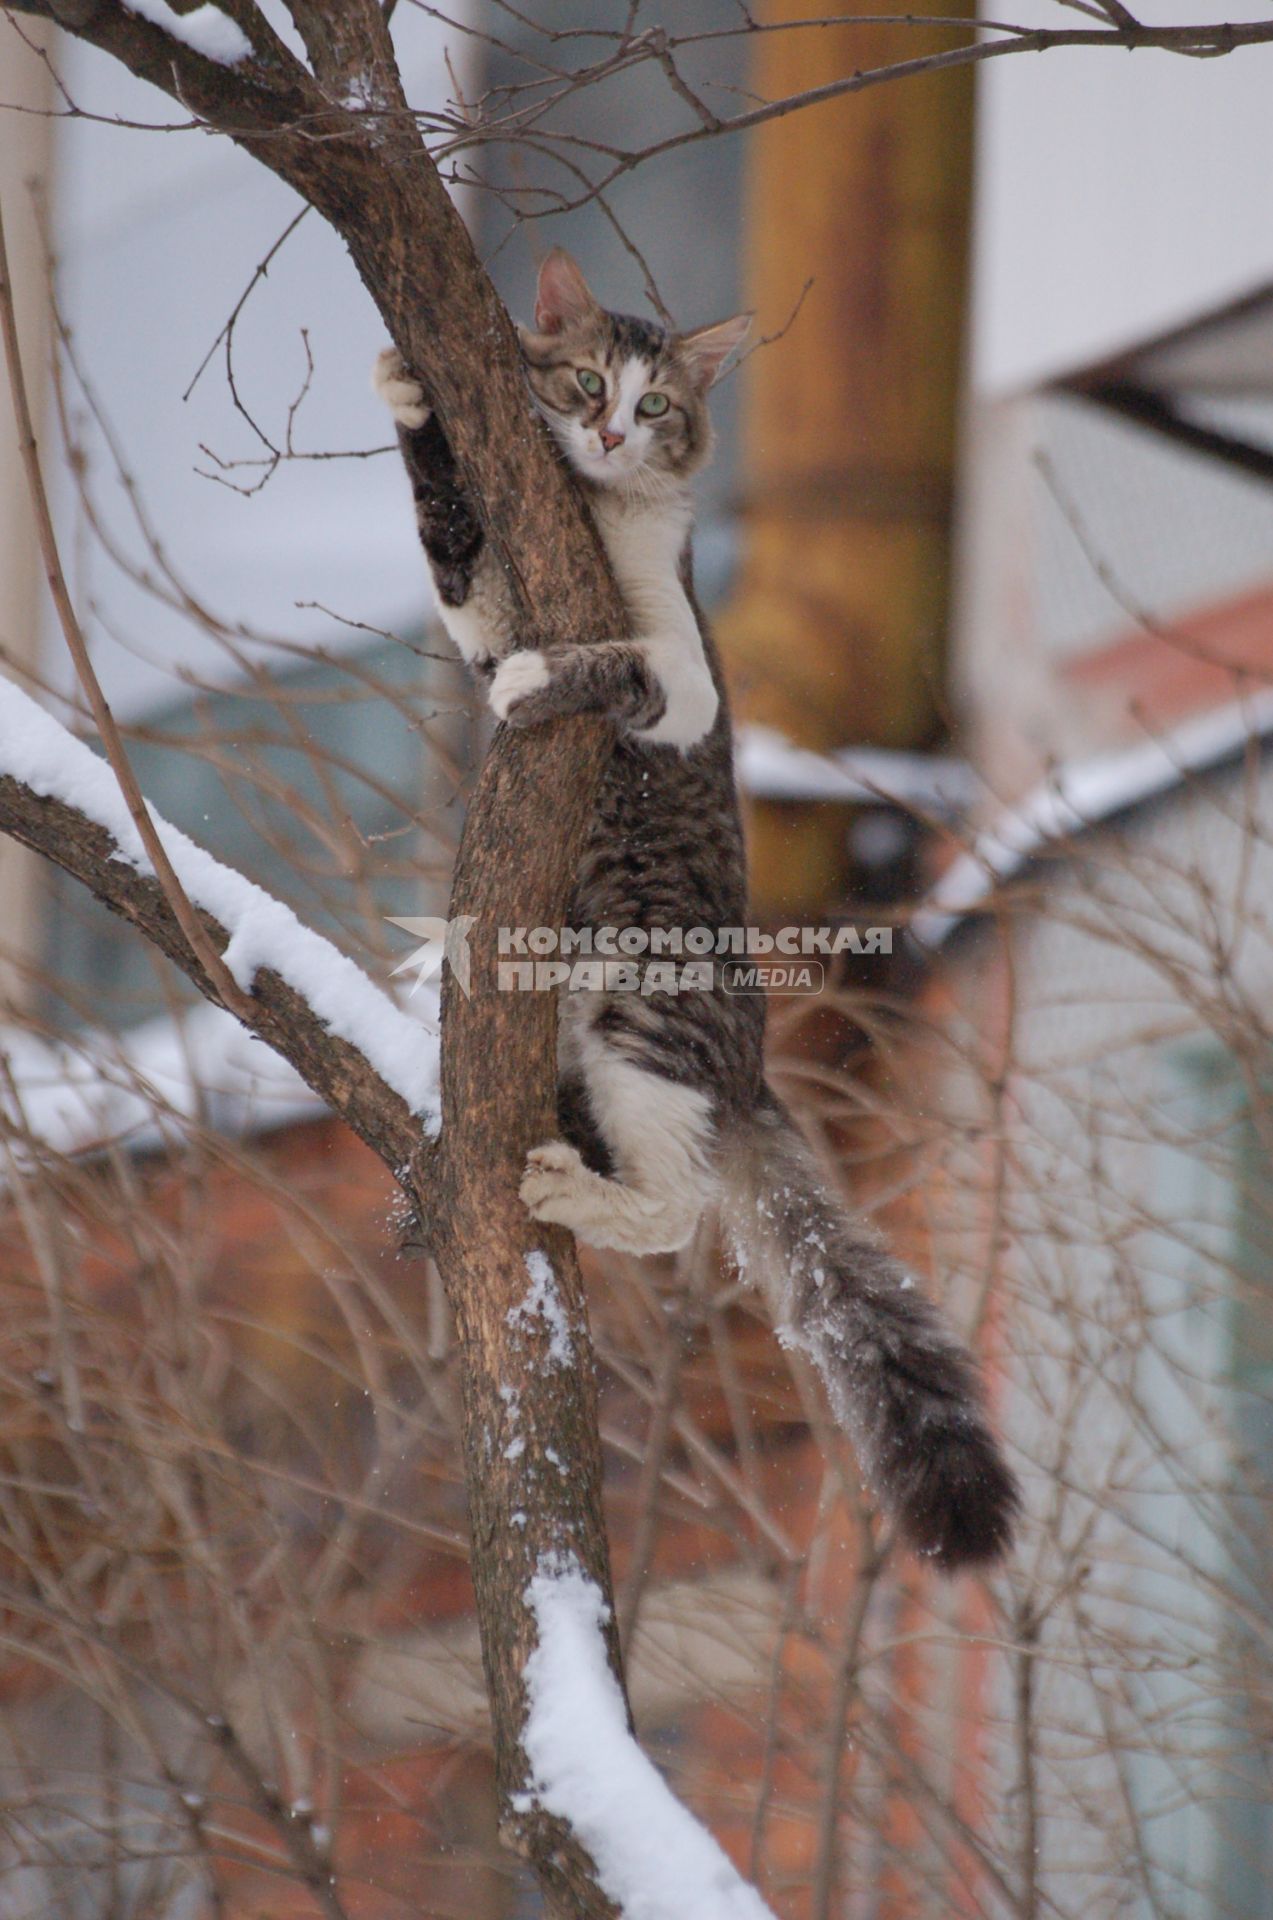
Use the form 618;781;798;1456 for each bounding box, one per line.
517;249;750;492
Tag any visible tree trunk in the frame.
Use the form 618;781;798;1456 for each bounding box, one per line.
2;2;630;1908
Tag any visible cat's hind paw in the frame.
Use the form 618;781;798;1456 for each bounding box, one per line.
489;649;551;723
373;346;431;430
521;1140;592;1224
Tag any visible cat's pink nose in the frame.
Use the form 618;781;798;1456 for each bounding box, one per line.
599;426;625;453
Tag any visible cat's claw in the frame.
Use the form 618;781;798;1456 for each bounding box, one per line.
489;649;552;723
373;346;431;430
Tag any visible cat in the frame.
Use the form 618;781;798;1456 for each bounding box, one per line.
375;248;1019;1571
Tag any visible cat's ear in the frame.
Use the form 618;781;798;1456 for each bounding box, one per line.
534;249;601;334
677;313;752;389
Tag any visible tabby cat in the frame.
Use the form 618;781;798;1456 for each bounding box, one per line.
375;249;1018;1570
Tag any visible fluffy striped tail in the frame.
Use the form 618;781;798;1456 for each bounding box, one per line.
720;1095;1018;1571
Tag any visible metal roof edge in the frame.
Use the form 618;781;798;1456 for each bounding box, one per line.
911;686;1273;950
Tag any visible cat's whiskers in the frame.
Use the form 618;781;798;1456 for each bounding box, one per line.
616;459;681;513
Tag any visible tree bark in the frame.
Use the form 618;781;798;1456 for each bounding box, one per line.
1;3;629;1911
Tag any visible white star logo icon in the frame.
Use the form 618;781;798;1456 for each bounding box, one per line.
386;914;476;999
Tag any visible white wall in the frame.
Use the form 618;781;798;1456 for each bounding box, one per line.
972;0;1273;394
48;5;474;720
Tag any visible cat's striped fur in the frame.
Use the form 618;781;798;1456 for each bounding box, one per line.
375;250;1018;1570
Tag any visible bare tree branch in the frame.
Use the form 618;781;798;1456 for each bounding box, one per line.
403;9;1273;218
0;766;424;1170
0;194;259;1024
3;6;1271;1916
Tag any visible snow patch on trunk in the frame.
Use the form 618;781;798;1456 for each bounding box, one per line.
507;1250;573;1367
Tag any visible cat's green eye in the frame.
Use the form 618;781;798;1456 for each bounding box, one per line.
577;368;604;398
637;391;670;419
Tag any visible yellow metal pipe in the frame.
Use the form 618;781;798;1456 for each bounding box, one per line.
719;3;976;914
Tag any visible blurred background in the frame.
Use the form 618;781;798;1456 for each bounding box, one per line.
1;3;1272;1915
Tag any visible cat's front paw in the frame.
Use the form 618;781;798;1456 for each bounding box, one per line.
372;346;431;430
489;649;552;724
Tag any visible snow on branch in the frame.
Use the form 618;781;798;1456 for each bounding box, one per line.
122;0;252;67
521;1557;776;1920
0;676;439;1129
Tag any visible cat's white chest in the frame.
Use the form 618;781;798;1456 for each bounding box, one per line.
592;496;691;621
592;493;717;749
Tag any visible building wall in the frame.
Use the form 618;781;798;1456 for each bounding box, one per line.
46;10;473;723
934;754;1273;1918
972;5;1273;395
958;22;1273;796
951;386;1273;793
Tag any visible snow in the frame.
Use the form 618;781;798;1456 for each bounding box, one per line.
913;685;1273;947
0;1000;317;1162
0;987;440;1166
123;0;253;66
522;1558;776;1920
508;1250;573;1367
343;72;388;112
0;679;440;1128
736;724;976;818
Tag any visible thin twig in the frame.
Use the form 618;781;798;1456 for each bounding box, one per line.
0;195;256;1023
